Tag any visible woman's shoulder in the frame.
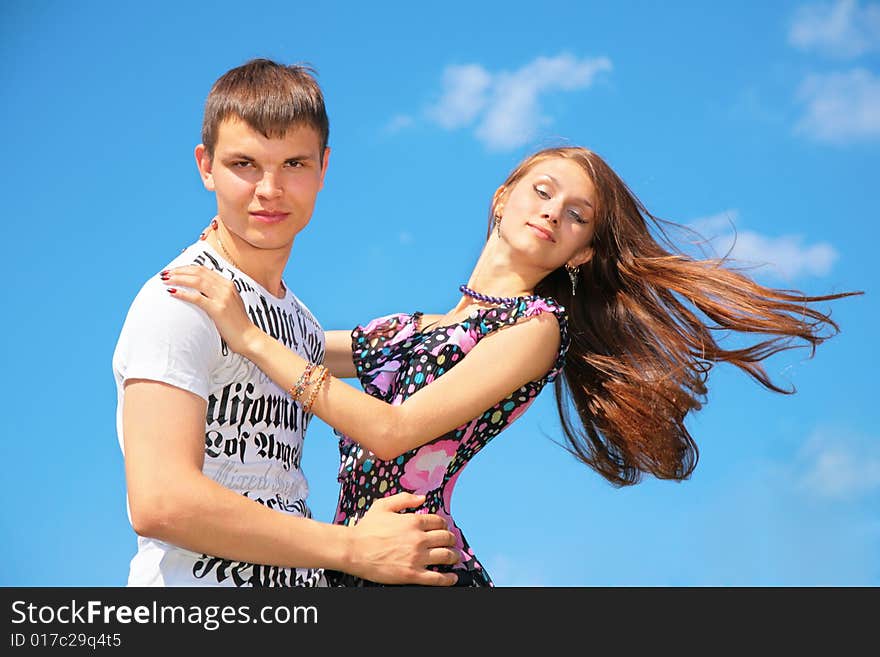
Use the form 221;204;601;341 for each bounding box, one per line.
480;294;567;329
353;311;422;344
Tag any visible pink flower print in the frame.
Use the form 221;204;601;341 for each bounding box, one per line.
524;298;555;318
361;314;401;336
399;440;458;494
447;325;478;354
386;319;417;347
436;507;466;555
368;359;402;394
442;470;462;512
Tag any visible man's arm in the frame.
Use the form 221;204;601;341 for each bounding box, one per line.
122;381;458;585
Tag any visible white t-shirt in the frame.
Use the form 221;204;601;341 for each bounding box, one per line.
113;241;327;587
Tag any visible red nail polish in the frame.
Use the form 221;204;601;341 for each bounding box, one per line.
211;219;218;229
167;288;177;294
199;232;207;240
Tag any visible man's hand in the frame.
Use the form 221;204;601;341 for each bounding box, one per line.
346;493;460;586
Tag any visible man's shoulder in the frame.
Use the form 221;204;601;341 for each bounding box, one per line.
120;243;220;338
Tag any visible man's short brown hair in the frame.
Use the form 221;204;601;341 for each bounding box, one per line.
201;58;329;160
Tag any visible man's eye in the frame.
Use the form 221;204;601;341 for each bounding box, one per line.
285;160;304;168
231;161;252;168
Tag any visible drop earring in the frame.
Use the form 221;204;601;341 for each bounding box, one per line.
494;214;502;238
565;264;580;296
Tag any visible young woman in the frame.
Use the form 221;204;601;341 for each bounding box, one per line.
161;146;858;586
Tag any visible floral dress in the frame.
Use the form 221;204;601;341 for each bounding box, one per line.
327;296;569;587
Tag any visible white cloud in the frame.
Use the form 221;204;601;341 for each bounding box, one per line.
789;0;880;58
424;54;612;151
688;209;741;237
424;64;492;129
794;68;880;143
796;428;880;500
689;209;838;280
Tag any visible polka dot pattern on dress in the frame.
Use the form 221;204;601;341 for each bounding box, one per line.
329;296;569;587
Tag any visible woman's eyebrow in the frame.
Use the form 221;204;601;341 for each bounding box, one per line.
544;174;594;208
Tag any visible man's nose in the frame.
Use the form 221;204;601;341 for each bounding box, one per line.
256;171;282;197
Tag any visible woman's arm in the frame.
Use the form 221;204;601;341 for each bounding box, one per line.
163;266;560;460
323;330;357;379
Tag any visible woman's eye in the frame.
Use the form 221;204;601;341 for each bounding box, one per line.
569;209;586;224
534;185;550;199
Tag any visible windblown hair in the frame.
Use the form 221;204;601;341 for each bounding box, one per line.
491;147;860;487
201;58;329;160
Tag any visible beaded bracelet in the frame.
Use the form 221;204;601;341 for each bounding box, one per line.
303;365;330;414
288;362;317;401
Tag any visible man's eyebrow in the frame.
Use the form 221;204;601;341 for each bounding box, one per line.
545;174;594;208
221;151;318;162
283;152;318;161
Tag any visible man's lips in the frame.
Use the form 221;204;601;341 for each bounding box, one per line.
526;222;556;242
250;211;289;224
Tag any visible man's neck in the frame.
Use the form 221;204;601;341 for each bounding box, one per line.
206;232;291;299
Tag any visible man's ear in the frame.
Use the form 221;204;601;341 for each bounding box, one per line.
194;144;215;191
318;146;331;190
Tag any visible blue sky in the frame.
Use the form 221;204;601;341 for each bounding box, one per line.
1;0;877;586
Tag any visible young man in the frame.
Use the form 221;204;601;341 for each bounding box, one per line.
112;59;458;587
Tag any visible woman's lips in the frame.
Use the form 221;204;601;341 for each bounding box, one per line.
526;223;555;242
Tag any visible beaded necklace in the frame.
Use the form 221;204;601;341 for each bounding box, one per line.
459;284;529;305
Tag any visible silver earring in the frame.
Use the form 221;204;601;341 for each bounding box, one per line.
565;265;580;296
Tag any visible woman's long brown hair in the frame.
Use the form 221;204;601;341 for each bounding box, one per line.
491;147;861;487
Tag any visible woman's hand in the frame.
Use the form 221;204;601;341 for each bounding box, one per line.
160;265;260;356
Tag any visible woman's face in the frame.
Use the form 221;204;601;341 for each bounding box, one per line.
497;157;597;272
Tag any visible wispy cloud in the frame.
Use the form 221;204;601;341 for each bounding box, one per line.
794;68;880;143
384;114;414;134
422;54;612;151
795;427;880;500
425;64;492;129
789;0;880;58
689;209;838;280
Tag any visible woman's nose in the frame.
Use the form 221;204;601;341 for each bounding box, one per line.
540;208;560;224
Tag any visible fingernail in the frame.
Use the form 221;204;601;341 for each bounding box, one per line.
199;232;207;240
160;270;168;276
211;219;218;229
166;288;177;294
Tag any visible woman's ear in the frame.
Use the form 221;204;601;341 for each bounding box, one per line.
492;185;507;217
568;245;594;269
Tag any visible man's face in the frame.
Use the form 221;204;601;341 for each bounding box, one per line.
195;117;329;253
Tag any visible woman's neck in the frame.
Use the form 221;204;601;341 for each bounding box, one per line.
463;240;545;301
